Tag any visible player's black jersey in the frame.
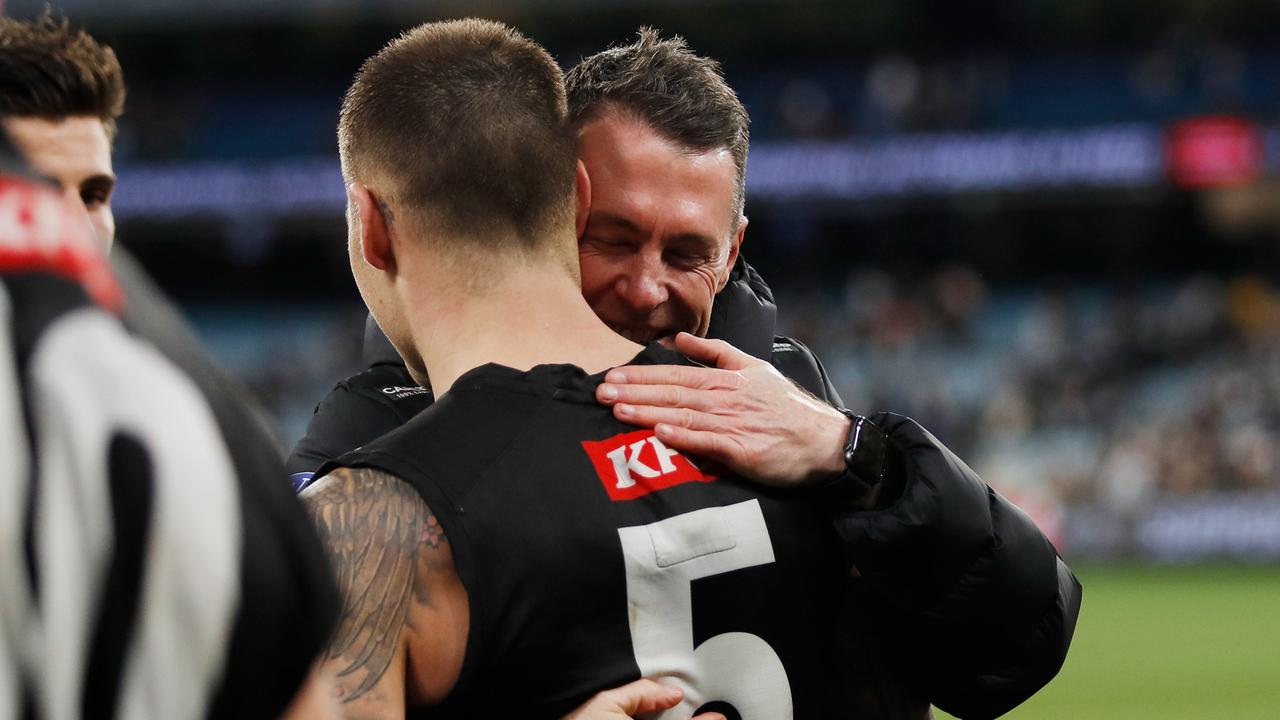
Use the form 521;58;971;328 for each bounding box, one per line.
332;343;848;719
1;165;337;719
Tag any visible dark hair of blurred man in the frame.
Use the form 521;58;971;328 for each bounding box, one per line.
305;18;848;718
0;12;123;252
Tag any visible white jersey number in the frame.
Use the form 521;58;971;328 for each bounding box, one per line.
617;499;793;719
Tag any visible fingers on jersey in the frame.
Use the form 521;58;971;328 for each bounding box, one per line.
612;401;732;435
564;678;680;718
561;678;728;720
300;467;468;711
604;335;852;487
598;381;728;414
652;421;750;470
602;362;745;392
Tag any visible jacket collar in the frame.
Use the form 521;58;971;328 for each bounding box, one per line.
706;255;778;361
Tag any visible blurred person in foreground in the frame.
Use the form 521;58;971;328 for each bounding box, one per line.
0;14;341;719
0;131;341;720
0;13;119;252
296;27;1081;720
303;18;851;718
0;13;672;720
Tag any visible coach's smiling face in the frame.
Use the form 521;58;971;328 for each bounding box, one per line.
576;108;745;346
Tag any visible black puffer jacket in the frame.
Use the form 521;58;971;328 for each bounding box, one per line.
287;257;1081;718
709;258;1081;720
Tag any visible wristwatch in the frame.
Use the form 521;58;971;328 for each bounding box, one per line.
815;410;890;509
839;409;887;489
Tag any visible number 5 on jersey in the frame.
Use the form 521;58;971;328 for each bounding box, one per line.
617;500;793;719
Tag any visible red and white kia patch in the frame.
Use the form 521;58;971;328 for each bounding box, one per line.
582;428;716;501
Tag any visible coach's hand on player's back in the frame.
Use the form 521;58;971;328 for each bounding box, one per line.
597;332;851;487
563;679;727;720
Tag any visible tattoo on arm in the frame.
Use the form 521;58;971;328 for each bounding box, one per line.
302;467;445;703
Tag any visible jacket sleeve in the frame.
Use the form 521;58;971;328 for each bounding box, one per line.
286;384;402;481
834;413;1082;719
769;337;844;407
285;365;432;484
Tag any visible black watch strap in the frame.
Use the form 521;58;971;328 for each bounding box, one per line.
844;411;888;486
814;410;889;510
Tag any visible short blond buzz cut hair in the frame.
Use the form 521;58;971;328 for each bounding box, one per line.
338;19;578;248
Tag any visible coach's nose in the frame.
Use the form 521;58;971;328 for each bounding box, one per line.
616;253;668;314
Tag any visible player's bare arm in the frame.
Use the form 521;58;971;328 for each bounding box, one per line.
301;467;468;719
303;468;723;720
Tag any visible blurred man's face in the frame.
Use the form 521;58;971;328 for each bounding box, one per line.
577;110;744;344
3;115;115;253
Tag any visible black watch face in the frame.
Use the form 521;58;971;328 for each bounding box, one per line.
847;419;886;484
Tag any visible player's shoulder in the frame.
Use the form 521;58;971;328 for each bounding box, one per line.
343;364;600;496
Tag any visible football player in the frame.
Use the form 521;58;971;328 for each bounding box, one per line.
0;13;119;253
1;15;341;719
303;19;847;718
295;26;1081;720
0;132;340;720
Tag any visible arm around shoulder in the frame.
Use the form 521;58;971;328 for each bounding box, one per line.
831;413;1082;720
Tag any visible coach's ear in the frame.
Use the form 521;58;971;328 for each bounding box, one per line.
574;160;592;240
717;215;747;292
351;182;396;274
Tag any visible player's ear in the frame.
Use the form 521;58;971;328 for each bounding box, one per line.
351;182;396;273
717;215;747;292
574;160;592;240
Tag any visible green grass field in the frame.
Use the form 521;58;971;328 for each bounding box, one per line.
935;564;1280;720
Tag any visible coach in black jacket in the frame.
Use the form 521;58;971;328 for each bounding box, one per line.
290;257;1080;719
663;259;1081;719
291;28;1079;720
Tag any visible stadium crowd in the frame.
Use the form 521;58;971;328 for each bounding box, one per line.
196;267;1280;545
19;0;1280;716
780;268;1280;551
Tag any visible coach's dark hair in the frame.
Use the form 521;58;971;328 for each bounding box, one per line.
566;28;749;224
0;12;126;139
339;19;577;249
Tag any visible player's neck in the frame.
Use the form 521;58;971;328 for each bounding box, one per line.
403;256;643;397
